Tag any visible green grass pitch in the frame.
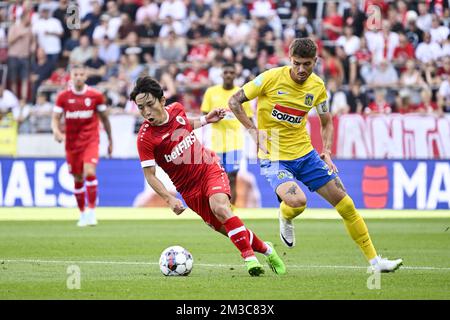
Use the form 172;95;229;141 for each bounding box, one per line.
0;208;449;300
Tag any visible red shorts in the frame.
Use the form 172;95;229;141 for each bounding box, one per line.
66;141;99;175
183;165;231;231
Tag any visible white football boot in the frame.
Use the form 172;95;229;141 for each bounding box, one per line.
85;209;98;226
77;213;88;227
371;256;403;273
278;210;295;248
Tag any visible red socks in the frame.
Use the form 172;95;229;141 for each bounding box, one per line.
85;175;98;209
247;229;269;254
223;216;256;260
74;181;85;213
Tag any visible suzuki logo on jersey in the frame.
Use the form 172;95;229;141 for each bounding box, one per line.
65;110;94;119
164;131;196;162
271;104;307;124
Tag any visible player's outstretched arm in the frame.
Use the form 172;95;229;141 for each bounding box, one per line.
98;110;113;157
317;109;338;173
51;112;65;143
143;166;186;215
188;108;226;129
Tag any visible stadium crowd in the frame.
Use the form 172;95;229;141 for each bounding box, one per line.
0;0;449;134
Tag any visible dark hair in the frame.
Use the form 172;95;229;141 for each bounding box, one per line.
289;38;317;58
222;62;236;70
129;76;164;102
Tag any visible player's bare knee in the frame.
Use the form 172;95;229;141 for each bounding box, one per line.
211;202;232;223
284;196;307;208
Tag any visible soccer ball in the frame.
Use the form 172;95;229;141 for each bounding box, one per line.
159;245;193;276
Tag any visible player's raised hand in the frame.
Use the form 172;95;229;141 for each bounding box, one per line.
320;152;338;173
205;108;226;123
248;128;270;155
168;196;186;215
53;131;65;143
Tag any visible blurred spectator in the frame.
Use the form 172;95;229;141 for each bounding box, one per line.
365;20;399;65
69;35;94;65
343;0;366;37
7;13;34;101
413;88;440;115
415;31;444;64
155;66;178;105
187;38;214;64
137;15;161;46
0;86;20;120
62;29;81;59
105;1;122;40
135;0;159;25
188;0;212;26
295;8;313;38
322;1;343;41
250;0;276;19
347;81;368;114
224;13;251;53
78;0;104;20
45;61;70;87
349;36;372;84
119;0;140;19
99;35;120;66
93;14;112;45
117;13;139;43
400;59;425;88
425;63;443;89
85;47;106;86
154;30;187;65
430;14;449;44
365;89;392;114
159;0;188;21
367;59;399;89
386;5;405;33
52;0;71;46
208;57;224;85
442;34;450;57
275;0;297;23
81;0;102;40
405;12;424;48
224;0;250;19
393;32;415;71
159;15;185;37
321;46;344;86
437;77;450;113
437;56;450;78
28;92;53;133
30;48;54;102
327;78;350;115
177;59;210;110
123;47;145;84
186;19;208;40
396;1;410;27
395;89;415;114
336;25;360;56
416;2;433;32
32;4;64;65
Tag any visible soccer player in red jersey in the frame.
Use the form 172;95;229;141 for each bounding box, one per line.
51;65;112;227
130;76;285;276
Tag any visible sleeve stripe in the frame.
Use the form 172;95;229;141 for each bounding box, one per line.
97;104;107;112
141;159;156;167
53;106;63;113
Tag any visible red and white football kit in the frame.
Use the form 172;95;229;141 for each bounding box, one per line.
137;102;231;230
53;85;107;175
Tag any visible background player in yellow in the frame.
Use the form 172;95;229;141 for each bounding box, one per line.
201;63;254;209
229;38;403;272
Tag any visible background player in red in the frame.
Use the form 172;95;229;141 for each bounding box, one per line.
51;65;112;227
130;76;285;276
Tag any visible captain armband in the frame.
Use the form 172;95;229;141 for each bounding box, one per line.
316;101;329;115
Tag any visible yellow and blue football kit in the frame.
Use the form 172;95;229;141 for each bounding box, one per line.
242;66;336;193
243;66;378;262
201;85;253;172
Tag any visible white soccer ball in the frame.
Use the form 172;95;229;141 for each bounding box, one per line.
159;245;194;276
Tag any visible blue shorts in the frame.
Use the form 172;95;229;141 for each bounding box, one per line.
216;150;242;173
260;149;337;193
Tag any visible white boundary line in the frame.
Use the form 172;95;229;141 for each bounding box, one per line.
2;259;449;271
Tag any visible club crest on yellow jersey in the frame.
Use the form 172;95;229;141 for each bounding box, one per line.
305;94;314;106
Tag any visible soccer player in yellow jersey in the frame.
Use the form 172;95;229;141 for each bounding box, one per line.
229;38;403;273
201;63;254;208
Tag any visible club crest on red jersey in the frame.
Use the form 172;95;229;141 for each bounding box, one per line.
176;116;186;125
85;97;92;107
